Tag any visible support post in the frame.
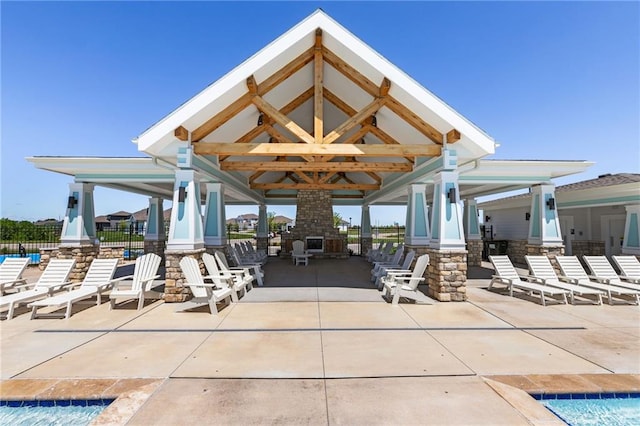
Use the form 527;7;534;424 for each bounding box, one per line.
256;204;269;253
464;199;482;266
360;204;372;257
622;204;640;256
144;197;166;264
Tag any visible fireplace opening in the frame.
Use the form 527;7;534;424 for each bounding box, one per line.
306;236;324;253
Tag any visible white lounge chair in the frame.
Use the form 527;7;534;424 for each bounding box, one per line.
612;256;640;282
371;245;404;278
381;253;430;305
556;256;640;305
525;256;604;305
365;242;384;263
242;241;267;263
583;256;640;291
488;255;568;306
29;259;119;319
0;259;75;319
229;245;265;286
175;256;233;315
109;253;162;310
0;258;29;294
291;240;311;266
369;242;394;263
202;252;252;302
374;250;416;290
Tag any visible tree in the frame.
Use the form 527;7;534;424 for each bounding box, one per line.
333;212;342;228
267;211;276;233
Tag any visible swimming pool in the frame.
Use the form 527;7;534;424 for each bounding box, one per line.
0;253;40;265
533;393;640;426
0;399;114;426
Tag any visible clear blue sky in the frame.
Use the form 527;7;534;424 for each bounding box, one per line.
2;1;638;226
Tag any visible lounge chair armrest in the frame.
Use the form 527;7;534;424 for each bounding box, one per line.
588;275;610;284
11;281;36;291
183;282;221;288
558;275;578;284
620;276;640;284
393;276;425;284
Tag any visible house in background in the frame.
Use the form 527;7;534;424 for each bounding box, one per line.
229;214;259;230
273;215;294;233
479;173;640;264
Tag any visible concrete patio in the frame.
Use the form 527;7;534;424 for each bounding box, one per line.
1;256;639;425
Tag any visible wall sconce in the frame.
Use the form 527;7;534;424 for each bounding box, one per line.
178;186;187;203
525;212;531;221
67;196;77;209
485;215;491;222
447;187;456;203
257;113;264;126
546;197;556;210
371;114;377;127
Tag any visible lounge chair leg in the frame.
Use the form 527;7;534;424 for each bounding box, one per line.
110;299;116;310
230;291;239;303
540;292;546;307
137;294;145;310
30;306;38;320
65;301;72;319
7;303;16;320
208;299;219;315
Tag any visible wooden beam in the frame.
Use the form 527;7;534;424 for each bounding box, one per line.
446;129;461;143
323;97;386;144
251;96;315;144
322;46;378;96
314;29;323;144
251;182;380;190
294;171;314;184
174;126;189;141
191;93;253;142
246;75;258;95
318;172;336;184
194;142;441;157
385;97;443;144
366;172;382;184
257;47;314;95
379;77;391;97
220;161;413;172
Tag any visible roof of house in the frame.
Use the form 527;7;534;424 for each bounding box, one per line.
273;215;293;223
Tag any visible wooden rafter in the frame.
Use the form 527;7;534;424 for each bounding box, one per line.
314;29;323;144
294;171;314;184
251;182;379;190
366;172;382;184
257;47;314;95
322;97;386;144
174;126;189;141
193;142;441;157
220;161;413;172
251;93;315;144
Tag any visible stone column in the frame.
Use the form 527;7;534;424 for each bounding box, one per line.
527;184;564;269
256;204;269;253
144;197;166;265
622;204;640;255
58;183;99;281
464;199;482;266
360;205;372;257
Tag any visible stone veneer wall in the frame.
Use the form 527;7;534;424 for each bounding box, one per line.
55;244;100;282
361;237;372;259
572;240;605;257
39;245;126;273
144;240;166;266
467;240;483;266
163;248;205;303
405;245;467;302
291;190;341;240
506;240;528;266
526;244;565;275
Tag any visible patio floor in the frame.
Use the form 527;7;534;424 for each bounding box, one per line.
1;256;638;425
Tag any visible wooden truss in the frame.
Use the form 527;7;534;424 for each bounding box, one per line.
182;29;460;195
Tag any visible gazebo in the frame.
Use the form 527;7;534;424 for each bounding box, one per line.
27;10;592;302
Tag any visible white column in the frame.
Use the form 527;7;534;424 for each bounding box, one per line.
429;171;465;250
203;183;227;247
361;205;371;238
167;169;204;250
622;204;640;255
405;183;430;245
144;197;165;241
527;184;562;245
257;204;268;238
463;199;482;240
60;183;96;246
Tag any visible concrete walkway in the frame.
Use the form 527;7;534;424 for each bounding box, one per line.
1;257;638;425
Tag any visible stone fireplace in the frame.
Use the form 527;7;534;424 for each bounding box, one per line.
282;190;348;258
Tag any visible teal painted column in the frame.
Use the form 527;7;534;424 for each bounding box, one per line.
203;183;227;247
257;204;268;238
61;183;96;246
361;205;371;238
527;184;562;246
145;197;165;241
405;184;430;246
463;199;481;240
429;171;465;250
167;169;204;250
622;204;640;255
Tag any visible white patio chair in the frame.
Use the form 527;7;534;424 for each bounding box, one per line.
175;256;232;315
291;240;311;266
381;253;430;305
242;241;267;263
374;250;416;290
583;256;640;291
229;245;264;286
369;242;394;263
0;258;29;294
488;255;568;306
29;259;119;319
202;252;251;302
0;259;75;320
525;255;604;305
365;242;384;262
556;256;639;305
109;253;162;310
612;256;640;281
370;246;404;278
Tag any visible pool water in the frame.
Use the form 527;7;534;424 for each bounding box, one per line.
534;393;640;426
0;399;114;426
0;253;40;265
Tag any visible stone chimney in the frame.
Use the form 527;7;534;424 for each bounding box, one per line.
291;190;340;239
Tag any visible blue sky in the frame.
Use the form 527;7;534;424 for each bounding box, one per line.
2;1;638;226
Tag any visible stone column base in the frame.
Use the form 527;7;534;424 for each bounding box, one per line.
466;239;483;266
427;248;468;302
164;248;206;303
57;244;100;282
526;244;564;274
144;239;166;266
361;237;372;258
256;237;268;254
